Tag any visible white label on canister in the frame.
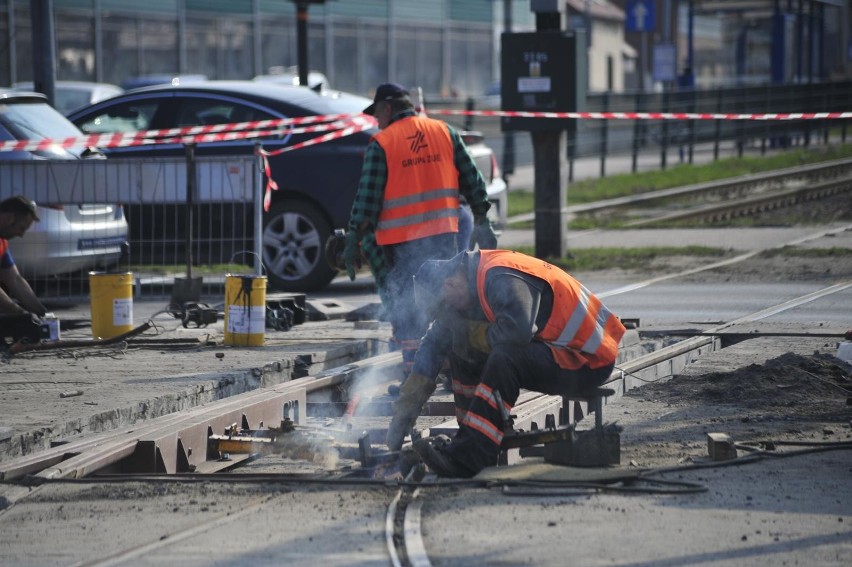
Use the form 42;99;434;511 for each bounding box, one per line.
113;298;133;326
227;305;266;334
43;317;60;341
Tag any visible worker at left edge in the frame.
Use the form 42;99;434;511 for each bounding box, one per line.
0;196;48;326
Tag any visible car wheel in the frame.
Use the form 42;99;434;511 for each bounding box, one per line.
262;200;337;292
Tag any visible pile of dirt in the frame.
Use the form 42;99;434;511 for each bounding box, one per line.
631;352;852;417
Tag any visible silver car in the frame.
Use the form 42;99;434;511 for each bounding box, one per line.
12;80;124;115
0;91;128;278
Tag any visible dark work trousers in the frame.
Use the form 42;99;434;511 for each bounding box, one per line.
384;232;458;380
445;341;615;474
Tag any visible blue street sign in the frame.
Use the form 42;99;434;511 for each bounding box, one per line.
625;0;655;33
653;43;676;82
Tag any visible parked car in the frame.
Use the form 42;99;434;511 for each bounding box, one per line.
67;81;507;291
12;81;124;115
479;80;501;109
0;91;129;278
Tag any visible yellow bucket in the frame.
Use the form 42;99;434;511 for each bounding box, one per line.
89;272;134;339
224;274;267;346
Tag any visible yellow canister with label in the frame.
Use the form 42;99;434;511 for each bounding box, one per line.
224;274;267;346
89;272;134;339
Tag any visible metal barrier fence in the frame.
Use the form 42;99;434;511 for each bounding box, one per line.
0;155;262;299
450;80;852;181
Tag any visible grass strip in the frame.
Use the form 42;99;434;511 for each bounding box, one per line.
508;143;852;211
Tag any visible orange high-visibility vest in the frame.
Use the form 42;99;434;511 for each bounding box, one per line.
475;250;626;370
373;116;460;245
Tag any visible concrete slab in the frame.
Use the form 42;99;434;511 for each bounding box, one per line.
0;304;394;463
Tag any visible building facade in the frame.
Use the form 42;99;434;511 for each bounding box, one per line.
1;0;526;99
1;1;847;100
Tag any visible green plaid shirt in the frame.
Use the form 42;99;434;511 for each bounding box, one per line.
349;109;491;288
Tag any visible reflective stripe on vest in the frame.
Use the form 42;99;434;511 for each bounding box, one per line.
461;410;504;446
475;250;625;368
374;116;460;245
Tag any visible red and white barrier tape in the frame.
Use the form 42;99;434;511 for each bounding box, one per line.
3;108;849;153
3;105;848;210
0;113;364;153
141;116;371;148
257;115;376;211
430;109;852;121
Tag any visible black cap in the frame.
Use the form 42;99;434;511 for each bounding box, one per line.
0;195;40;221
412;252;468;313
363;82;410;115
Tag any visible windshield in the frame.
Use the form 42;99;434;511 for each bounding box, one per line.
0;101;84;140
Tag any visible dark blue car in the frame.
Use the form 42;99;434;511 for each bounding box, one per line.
68;81;377;292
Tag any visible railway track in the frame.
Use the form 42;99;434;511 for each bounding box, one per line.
2;281;847;567
508;157;852;226
1;212;849;564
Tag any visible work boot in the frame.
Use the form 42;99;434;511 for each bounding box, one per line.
398;445;421;478
412;437;476;478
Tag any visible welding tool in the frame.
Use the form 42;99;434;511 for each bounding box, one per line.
207;419;294;459
324;228;369;272
324;228;350;271
167;302;219;328
266;305;295;331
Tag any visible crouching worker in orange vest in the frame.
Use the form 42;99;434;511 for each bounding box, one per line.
385;249;626;478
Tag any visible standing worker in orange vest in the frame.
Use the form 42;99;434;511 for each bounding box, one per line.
385;249;627;477
343;83;497;388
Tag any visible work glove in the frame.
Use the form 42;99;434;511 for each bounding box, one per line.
342;230;362;281
471;217;497;250
3;312;44;342
385;372;438;451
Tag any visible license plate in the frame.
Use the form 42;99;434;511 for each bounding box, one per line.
78;236;126;250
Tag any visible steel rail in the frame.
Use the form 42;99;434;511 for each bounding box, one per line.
0;352;402;481
4;221;848;482
598;223;852;298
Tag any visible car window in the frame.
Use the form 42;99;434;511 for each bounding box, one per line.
176;99;275;127
76;101;159;134
55;89;93;115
